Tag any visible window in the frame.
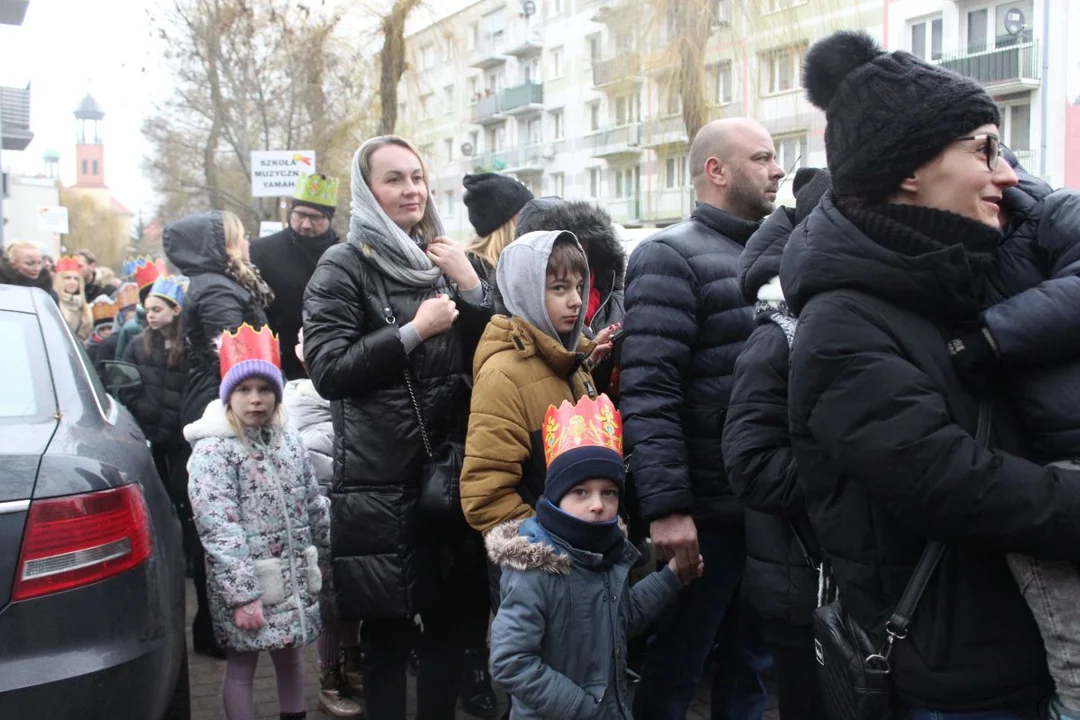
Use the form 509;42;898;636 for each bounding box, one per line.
549;0;564;16
665;156;687;188
587;35;601;65
443;189;455;217
420;143;435;163
444;137;454;161
613;168;635;199
0;311;54;421
967;9;989;53
762;0;805;11
486;69;505;93
615;31;635;53
420;93;434;119
550;46;564;78
967;1;1034;51
760;45;804;95
712;61;733;104
713;0;733;25
81;159;88;174
552;172;565;197
588;102;601;132
775;133;808;174
588;168;601;198
420;45;435;70
468;76;479;103
92;160;99;175
468;23;479;50
1002;102;1032;151
487;126;506;152
525;117;542;146
551;109;565;140
666;87;681;116
910;17;943;61
444;85;454;113
615;96;628;126
469;131;480;154
522;57;541;84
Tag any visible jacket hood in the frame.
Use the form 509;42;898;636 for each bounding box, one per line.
0;256;54;293
164;212;228;276
517;198;627;294
1002;146;1054;231
738;206;796;303
497;230;590;350
779;195;981;321
472;314;593;379
484;516;634;574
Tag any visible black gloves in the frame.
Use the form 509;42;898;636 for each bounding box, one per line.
947;326;999;390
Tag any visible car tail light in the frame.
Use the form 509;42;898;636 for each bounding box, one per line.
12;484;153;602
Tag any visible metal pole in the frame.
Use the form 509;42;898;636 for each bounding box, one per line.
0;97;6;248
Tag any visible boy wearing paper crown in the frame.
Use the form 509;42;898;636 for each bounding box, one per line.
250;172;341;381
185;324;330;720
486;395;700;720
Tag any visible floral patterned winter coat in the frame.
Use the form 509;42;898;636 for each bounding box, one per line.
185;400;331;652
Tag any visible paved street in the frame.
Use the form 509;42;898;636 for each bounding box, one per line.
186;580;778;719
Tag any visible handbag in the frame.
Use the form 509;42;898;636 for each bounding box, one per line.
812;400;991;720
370;266;466;520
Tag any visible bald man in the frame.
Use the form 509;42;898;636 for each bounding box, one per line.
620;118;784;719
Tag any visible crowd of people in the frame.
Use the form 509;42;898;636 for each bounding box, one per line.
5;28;1080;720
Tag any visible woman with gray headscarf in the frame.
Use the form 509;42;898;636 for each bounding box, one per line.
302;136;493;720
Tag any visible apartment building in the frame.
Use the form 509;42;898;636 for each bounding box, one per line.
397;0;1074;243
884;0;1078;189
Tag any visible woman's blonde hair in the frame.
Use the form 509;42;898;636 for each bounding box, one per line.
220;210;260;287
5;241;41;264
357;136;440;242
465;218;518;269
53;269;86;297
224;400;283;443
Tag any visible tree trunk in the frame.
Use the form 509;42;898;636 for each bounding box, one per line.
674;1;712;144
378;0;422;136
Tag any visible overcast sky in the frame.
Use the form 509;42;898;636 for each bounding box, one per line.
0;0;477;220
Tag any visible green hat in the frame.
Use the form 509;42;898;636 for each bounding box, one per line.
292;173;339;217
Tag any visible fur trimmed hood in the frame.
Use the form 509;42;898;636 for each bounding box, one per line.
183;398;289;442
517;198;627;296
485;516;634;574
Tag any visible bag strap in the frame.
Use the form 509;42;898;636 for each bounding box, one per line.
368;262;435;460
879;399;992;657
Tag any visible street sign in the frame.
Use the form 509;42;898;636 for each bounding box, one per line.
250;150;316;197
37;206;68;234
259;221;284;238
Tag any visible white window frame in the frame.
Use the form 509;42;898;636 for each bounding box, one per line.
1000;100;1032;151
760;45;805;96
551;109;565;140
588;102;601;132
443;85;455;114
588;167;601;198
774;132;808;174
551;172;565;198
444;137;454;162
909;16;944;62
550;46;564;79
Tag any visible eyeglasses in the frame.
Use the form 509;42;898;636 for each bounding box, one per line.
955;134;1002;172
291;209;330;226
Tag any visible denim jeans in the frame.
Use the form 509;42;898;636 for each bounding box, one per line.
632;523;769;720
904;699;1046;720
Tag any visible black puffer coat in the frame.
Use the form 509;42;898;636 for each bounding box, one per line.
980;151;1080;462
119;330;188;445
620;202;758;524
164;212;268;426
722;207;819;644
0;256;56;302
302;242;492;621
780;195;1080;710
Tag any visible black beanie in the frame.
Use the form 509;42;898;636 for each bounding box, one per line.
544;445;625;506
462;173;535;237
793;167;832;224
803;31;1000;203
291;198;335;220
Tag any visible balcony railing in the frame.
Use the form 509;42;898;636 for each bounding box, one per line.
503;82;544;114
593;52;642;87
592;123;643;158
1;83;33;151
505;23;543;57
472;93;506;124
601;196;643;225
470;31;509;69
937;41;1040;92
1013;148;1037;171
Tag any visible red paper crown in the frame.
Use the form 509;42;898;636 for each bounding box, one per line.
132;258;167;290
218;324;281;380
55;256;81;274
543;394;623;467
115;282;140;309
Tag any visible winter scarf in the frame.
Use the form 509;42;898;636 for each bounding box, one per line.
534;497;624;561
225;256;276;308
347;143;447;288
59;292;92;339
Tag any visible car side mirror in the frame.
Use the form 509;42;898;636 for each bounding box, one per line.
100;361;143;395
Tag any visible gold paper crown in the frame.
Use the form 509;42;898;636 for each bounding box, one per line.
115;282;140;309
293;173;339;208
91;296;119;323
543;394;623;467
55;256;81;274
218;324;281;380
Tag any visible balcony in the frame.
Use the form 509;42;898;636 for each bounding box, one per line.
937;41;1041;95
1013;148;1038;171
589;0;633;24
601;196;643;225
505;23;543;58
503;144;547;174
593;52;642;89
592;123;643;159
645;187;695;224
471;93;507;125
502;82;544;116
469;31;508;69
642;115;687;149
0;83;33;151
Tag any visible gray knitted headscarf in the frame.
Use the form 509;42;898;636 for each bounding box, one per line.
348;138;446;288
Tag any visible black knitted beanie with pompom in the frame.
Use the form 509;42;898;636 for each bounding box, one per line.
803;30;1000;203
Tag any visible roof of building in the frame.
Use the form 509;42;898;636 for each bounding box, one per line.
43;148;59;161
110;196;134;217
74;94;105;120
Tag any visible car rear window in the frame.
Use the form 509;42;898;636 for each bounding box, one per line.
0;311;55;422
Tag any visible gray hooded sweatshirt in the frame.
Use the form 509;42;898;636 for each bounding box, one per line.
496;230;591;350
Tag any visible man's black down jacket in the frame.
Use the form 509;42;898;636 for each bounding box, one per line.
119;331;187;446
164;212;268;426
980;151;1080;462
780;195;1080;710
620;202;758;524
302;242;492;622
722;207;819;642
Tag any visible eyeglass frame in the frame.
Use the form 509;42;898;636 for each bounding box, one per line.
290;207;331;227
954;133;1003;172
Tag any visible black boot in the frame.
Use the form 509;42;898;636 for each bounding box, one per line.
280;714;306;719
461;648;498;719
190;535;225;659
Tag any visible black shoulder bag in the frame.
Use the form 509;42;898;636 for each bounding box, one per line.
370;269;465;521
812;399;992;720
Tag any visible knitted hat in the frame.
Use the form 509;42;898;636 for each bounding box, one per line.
803;31;1000;203
793;167;832;224
462;173;534;237
220;359;284;406
545;445;625;505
